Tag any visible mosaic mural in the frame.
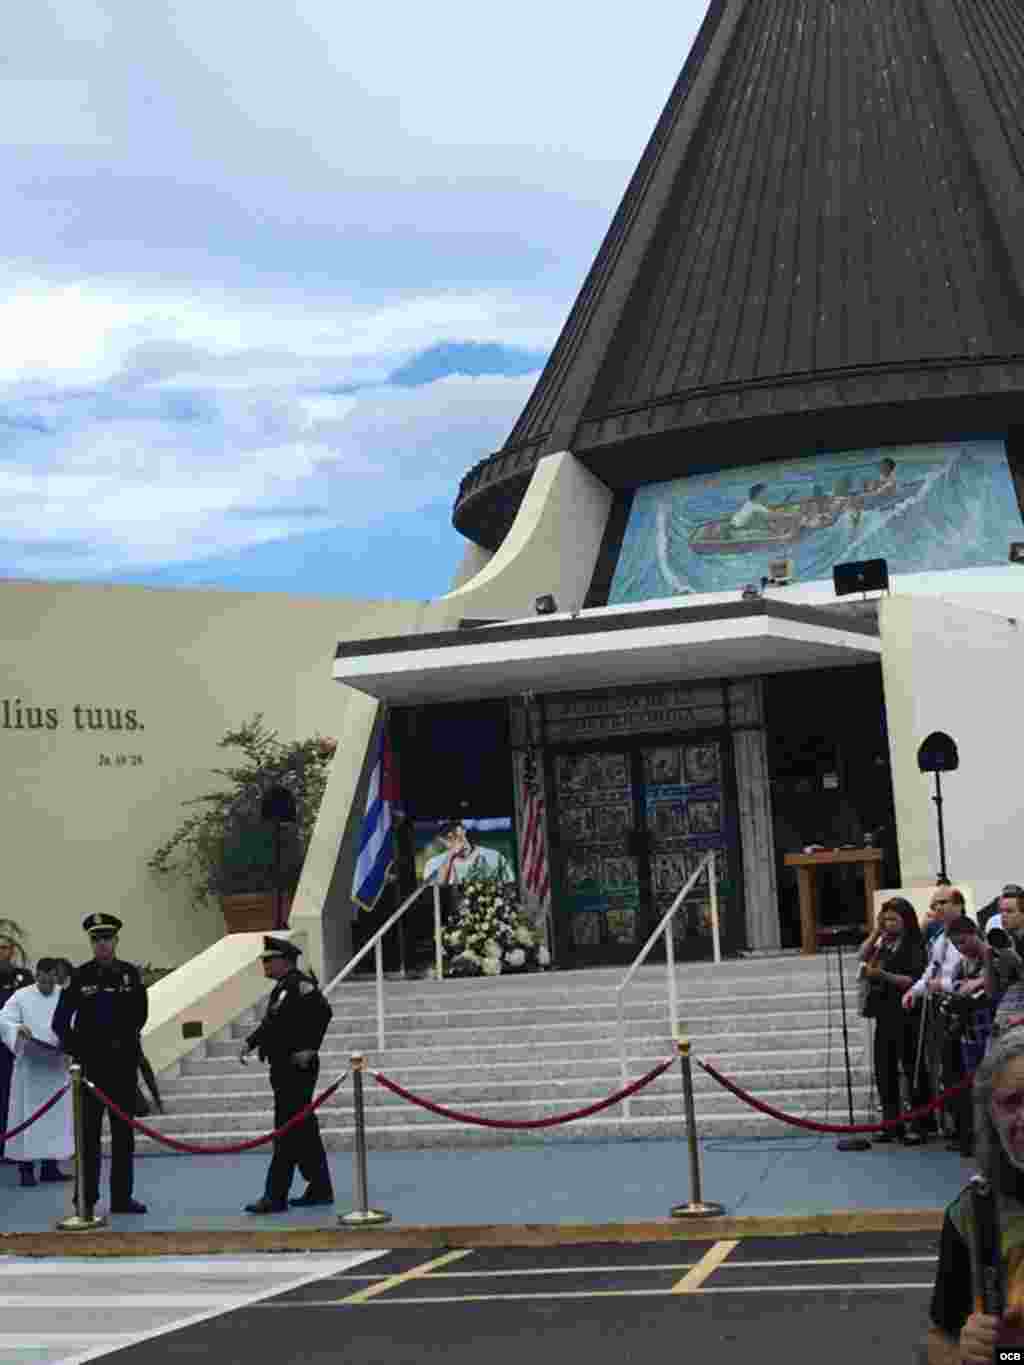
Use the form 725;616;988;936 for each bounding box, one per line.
608;439;1020;602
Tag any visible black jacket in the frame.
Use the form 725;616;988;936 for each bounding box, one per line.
52;957;148;1068
866;935;927;1020
246;969;332;1066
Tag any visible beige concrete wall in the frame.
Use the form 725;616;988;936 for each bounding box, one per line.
449;542;495;593
424;451;613;629
0;579;424;976
879;593;1024;911
141;928;306;1073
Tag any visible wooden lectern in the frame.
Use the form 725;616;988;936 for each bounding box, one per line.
783;848;884;955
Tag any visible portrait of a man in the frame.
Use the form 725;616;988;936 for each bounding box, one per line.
421;820;514;886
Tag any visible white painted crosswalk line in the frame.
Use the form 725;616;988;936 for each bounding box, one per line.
0;1251;390;1365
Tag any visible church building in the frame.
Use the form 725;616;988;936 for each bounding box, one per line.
324;0;1024;972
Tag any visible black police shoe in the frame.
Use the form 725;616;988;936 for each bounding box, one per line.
244;1197;289;1214
289;1189;335;1207
40;1163;72;1183
109;1199;148;1214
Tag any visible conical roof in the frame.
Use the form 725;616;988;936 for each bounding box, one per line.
455;0;1024;549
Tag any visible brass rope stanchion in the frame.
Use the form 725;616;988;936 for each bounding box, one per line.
670;1037;724;1219
339;1054;390;1227
56;1064;106;1232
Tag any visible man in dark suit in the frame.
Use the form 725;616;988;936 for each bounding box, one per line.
52;913;148;1216
239;937;334;1214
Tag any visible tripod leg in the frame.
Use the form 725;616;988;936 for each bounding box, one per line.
913;991;930;1097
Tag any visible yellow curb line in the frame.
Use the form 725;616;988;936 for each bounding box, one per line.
671;1238;739;1293
338;1249;474;1304
0;1209;944;1258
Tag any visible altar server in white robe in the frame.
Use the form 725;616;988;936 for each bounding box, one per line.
0;958;73;1187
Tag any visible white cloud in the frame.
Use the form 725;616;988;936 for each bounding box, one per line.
0;0;712;590
0;81;109;149
0;363;539;579
0;271;563;390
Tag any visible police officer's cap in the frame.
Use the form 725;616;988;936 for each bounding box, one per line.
261;936;300;962
83;913;124;938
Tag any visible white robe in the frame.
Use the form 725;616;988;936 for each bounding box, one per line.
0;984;73;1161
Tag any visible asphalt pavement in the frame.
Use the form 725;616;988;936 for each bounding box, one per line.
11;1233;937;1365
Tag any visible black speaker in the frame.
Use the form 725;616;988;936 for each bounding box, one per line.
833;558;889;596
917;731;959;774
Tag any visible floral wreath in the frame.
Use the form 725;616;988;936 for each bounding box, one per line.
441;868;551;977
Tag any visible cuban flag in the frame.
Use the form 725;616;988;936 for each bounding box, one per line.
351;722;399;914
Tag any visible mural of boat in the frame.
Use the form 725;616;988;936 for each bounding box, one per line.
688;480;924;554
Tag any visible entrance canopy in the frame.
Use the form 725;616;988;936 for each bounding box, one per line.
333;599;880;705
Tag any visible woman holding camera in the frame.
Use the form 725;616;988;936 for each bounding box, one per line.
860;897;930;1144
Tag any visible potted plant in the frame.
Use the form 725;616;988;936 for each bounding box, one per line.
147;714;336;933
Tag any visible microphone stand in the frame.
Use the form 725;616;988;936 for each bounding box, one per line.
931;771;949;884
822;928;871;1152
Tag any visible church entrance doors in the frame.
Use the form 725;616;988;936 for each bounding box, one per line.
549;732;738;966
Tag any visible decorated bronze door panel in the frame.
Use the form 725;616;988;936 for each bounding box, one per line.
554;749;641;960
642;740;728;957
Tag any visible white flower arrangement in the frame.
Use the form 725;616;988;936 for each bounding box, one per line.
442;868;550;977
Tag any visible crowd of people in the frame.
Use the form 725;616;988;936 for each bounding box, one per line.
859;884;1024;1158
855;883;1024;1361
1;920;333;1221
0;916;161;1206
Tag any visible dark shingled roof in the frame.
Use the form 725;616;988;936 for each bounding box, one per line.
454;0;1024;549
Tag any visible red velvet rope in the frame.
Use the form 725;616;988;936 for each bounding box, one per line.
696;1057;974;1135
372;1057;676;1129
0;1082;70;1142
86;1073;347;1154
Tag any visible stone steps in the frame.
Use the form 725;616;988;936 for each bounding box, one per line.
142;1075;872;1126
112;958;876;1155
162;1063;869;1111
166;1046;864;1095
205;1008;862;1058
125;1105;873;1154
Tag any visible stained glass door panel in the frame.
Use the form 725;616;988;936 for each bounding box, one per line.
554;750;640;951
642;740;727;950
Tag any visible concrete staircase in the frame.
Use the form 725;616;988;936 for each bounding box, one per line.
132;953;876;1153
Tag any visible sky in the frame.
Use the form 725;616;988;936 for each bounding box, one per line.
0;1;708;601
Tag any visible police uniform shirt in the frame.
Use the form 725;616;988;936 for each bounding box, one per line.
246;969;331;1064
52;958;148;1064
0;964;33;1010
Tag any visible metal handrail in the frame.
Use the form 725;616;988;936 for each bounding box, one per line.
322;881;443;1050
614;851;720;1117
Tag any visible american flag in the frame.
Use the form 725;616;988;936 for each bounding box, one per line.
518;749;550;906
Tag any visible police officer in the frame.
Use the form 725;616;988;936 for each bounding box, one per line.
0;936;32;1161
52;913;148;1215
239;937;333;1213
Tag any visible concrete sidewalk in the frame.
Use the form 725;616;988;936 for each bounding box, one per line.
0;1131;970;1239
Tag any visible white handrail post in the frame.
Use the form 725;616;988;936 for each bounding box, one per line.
374;938;385;1051
616;991;631;1118
709;852;721;965
665;918;679;1040
433;884;443;981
